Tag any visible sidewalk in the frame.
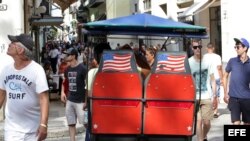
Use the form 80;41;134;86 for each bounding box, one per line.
0;96;85;140
192;102;231;141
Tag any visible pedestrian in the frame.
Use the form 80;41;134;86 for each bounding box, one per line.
60;47;88;141
119;44;151;79
48;43;60;74
116;43;120;50
223;38;250;125
0;34;49;141
204;43;223;118
188;39;217;141
145;47;156;68
84;43;112;141
58;57;69;96
43;61;57;91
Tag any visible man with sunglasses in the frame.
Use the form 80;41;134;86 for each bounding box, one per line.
223;38;250;125
188;39;217;141
61;48;88;141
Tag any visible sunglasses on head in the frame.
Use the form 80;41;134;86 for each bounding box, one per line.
193;45;202;49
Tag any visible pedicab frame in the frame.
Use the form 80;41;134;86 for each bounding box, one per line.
83;13;208;141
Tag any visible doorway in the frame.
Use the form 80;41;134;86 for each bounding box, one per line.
209;6;222;56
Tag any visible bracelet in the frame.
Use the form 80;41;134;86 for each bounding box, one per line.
40;123;47;128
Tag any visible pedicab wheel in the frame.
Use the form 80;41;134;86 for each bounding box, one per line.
90;134;96;141
185;136;192;141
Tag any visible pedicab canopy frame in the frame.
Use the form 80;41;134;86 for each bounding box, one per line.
83;13;208;141
83;13;208;38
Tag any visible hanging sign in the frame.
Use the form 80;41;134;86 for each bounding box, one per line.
0;4;7;11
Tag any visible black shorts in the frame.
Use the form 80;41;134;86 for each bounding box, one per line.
228;97;250;123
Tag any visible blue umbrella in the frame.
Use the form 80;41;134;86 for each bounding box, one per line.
84;13;207;38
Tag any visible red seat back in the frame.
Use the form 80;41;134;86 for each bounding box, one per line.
143;51;196;135
91;50;143;134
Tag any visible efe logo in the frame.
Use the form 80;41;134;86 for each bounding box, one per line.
228;129;246;136
224;125;250;141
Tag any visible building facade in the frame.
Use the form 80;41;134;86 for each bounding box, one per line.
0;0;77;121
0;0;23;120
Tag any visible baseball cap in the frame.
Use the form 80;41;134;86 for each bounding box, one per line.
8;34;34;51
234;38;249;48
63;48;78;56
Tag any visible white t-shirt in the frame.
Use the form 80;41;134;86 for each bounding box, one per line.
49;48;60;58
203;53;222;79
188;56;215;99
86;68;98;93
0;61;49;133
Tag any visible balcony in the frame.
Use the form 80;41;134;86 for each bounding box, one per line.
177;0;193;4
30;16;63;26
177;0;193;8
88;0;104;8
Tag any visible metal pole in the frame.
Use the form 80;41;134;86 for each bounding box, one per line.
33;26;40;63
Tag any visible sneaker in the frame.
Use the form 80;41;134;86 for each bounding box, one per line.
204;139;208;141
213;113;220;118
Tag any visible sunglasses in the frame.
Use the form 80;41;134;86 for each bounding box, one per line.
234;45;241;50
193;45;202;49
234;43;246;50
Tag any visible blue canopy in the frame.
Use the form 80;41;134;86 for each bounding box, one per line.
84;13;207;38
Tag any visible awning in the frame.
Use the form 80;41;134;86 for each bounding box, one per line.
178;0;216;18
53;0;77;12
31;17;63;26
84;13;208;38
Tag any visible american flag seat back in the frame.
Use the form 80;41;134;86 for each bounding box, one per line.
91;50;143;134
99;51;136;72
143;51;196;136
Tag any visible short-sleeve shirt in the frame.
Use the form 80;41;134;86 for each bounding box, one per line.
188;56;215;99
203;53;222;79
0;61;49;133
86;68;98;92
64;63;87;103
225;56;250;99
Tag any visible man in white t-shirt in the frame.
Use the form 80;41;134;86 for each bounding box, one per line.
188;39;217;141
0;34;49;141
204;43;223;118
48;44;60;74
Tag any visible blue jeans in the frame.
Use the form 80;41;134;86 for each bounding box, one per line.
85;127;90;141
215;79;221;97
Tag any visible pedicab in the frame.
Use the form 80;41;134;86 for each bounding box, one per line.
83;13;208;141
